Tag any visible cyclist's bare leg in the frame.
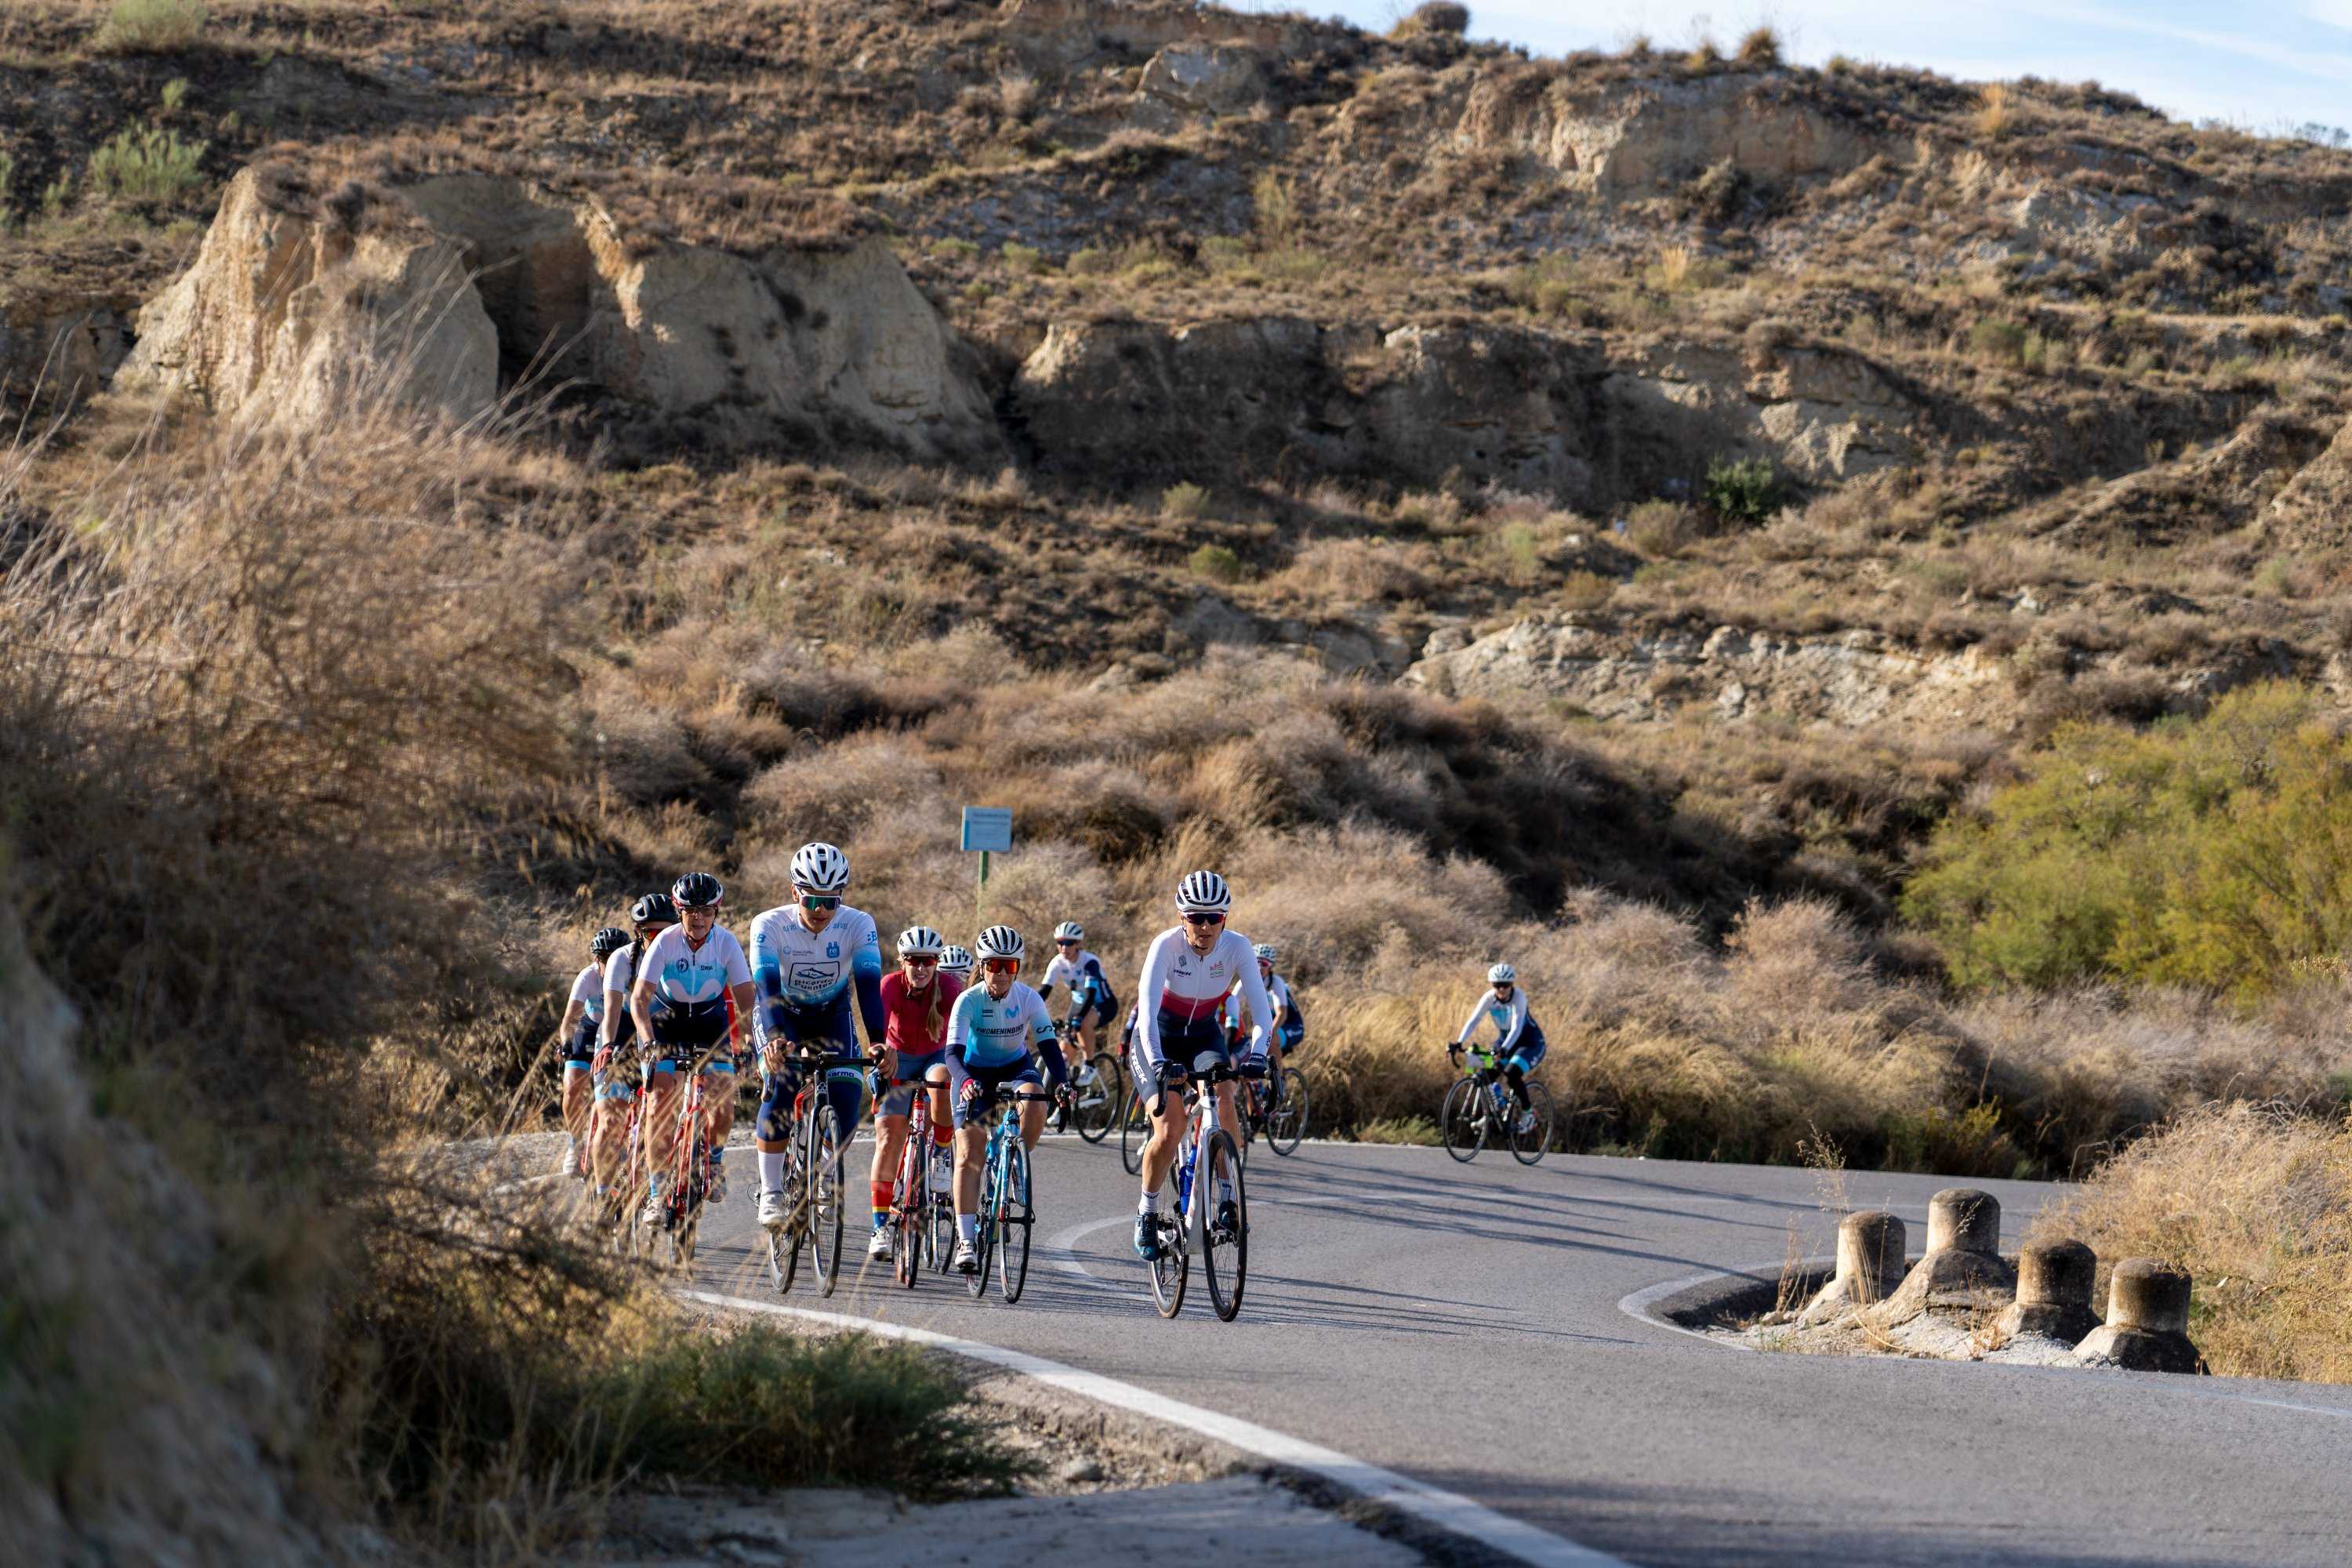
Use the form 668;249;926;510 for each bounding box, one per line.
702;1069;735;1165
953;1120;987;1214
561;1065;591;1156
1211;1080;1242;1173
873;1112;909;1195
924;1065;953;1145
643;1072;681;1189
1140;1083;1186;1192
1018;1091;1048;1151
588;1096;626;1187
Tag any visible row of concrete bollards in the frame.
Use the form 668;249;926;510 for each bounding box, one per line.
1799;1188;2205;1374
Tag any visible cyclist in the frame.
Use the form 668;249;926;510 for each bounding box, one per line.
626;874;754;1224
866;924;964;1260
1451;962;1546;1134
748;842;886;1234
559;927;630;1178
1037;920;1119;1073
943;924;1056;1274
938;943;975;985
590;893;673;1205
1131;871;1277;1261
1225;941;1303;1112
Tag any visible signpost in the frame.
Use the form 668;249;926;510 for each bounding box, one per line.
960;806;1013;922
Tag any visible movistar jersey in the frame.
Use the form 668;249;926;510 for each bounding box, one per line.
946;980;1057;1069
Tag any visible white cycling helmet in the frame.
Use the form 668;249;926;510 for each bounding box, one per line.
897;924;943;957
938;944;975;978
1254;943;1278;964
1053;920;1084;943
975;924;1024;962
1487;962;1516;985
1174;869;1231;914
789;840;851;893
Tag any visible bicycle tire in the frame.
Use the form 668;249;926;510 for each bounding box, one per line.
1075;1053;1121;1143
998;1142;1032;1302
1119;1083;1149;1175
1441;1079;1483;1162
667;1124;707;1270
895;1128;923;1290
814;1113;844;1298
969;1137;998;1299
1511;1080;1555;1165
1148;1199;1187;1319
1198;1128;1247;1322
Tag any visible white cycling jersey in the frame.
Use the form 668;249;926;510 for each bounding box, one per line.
746;903;881;1008
598;946;638;1047
1222;972;1290;1033
947;980;1058;1069
1457;987;1530;1053
1039;949;1113;1007
1134;925;1276;1076
637;923;751;1007
568;963;604;1023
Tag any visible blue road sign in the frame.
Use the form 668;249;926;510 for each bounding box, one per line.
960;806;1013;854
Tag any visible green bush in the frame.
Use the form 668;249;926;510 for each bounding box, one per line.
1701;456;1779;524
1189;543;1244;583
1161;481;1210;521
1903;682;2352;998
89;125;207;206
92;0;207;53
1969;318;2031;365
999;241;1049;275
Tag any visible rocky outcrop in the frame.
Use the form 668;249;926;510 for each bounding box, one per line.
1458;71;1879;192
122;167;1000;461
118;169;499;429
1604;339;1923;486
1406;616;2013;729
0;296;133;413
2263;412;2352;552
1133;43;1269;125
1014;316;1606;500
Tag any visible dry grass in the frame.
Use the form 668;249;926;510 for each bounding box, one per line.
2033;1105;2352;1383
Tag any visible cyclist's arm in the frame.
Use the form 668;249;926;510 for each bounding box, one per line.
1232;944;1278;1061
560;998;586;1036
1133;931;1176;1079
629;976;658;1050
851;921;887;1047
1496;989;1528;1053
599;949;633;1049
1455;997;1487;1048
728;981;755;1048
747;914;787;1055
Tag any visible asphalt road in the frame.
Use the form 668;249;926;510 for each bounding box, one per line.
687;1134;2352;1566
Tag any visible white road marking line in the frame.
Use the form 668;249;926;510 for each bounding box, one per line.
681;1289;1632;1568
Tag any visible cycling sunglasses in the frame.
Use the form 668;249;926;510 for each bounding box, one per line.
982;957;1020;974
1181;911;1225;927
1055;937;1083;946
903;954;938;967
798;894;840;912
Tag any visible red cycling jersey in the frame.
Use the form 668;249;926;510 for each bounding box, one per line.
880;970;963;1058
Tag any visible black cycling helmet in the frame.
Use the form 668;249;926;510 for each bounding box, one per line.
631;891;677;926
670;871;724;909
590;926;630;960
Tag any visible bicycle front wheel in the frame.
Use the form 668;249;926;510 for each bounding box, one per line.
1148;1202;1187;1319
1441;1079;1483;1162
895;1132;924;1290
1198;1129;1247;1322
812;1115;844;1297
1075;1053;1121;1143
1511;1080;1556;1165
1267;1068;1307;1156
1119;1083;1148;1175
969;1147;997;1299
997;1142;1033;1302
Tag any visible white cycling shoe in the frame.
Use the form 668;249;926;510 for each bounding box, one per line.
1515;1109;1537;1135
866;1225;894;1260
757;1189;788;1231
952;1239;978;1274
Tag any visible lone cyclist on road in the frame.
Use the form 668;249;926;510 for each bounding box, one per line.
1451;962;1546;1134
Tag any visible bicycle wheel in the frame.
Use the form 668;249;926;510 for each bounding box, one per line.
968;1139;997;1299
1266;1068;1308;1155
1075;1053;1121;1143
1148;1200;1188;1319
668;1136;705;1271
997;1142;1033;1303
1198;1129;1247;1322
813;1113;845;1298
895;1133;923;1290
1441;1079;1483;1162
1119;1083;1148;1175
1511;1080;1555;1165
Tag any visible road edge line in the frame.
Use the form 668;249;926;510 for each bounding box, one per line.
681;1288;1632;1568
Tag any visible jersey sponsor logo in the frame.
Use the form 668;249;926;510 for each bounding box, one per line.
826;941;840;958
789;962;837;991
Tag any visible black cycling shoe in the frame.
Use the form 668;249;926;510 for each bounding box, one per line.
1214;1197;1239;1240
1133;1212;1162;1260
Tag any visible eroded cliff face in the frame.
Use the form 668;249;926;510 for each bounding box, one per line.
120;167;1004;463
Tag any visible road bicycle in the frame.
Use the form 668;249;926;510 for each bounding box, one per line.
641;1040;729;1269
1052;1016;1123;1143
1440;1041;1554;1166
1117;1054;1149;1174
1142;1054;1249;1322
887;1069;957;1290
1242;1054;1308;1157
964;1078;1044;1302
764;1044;883;1298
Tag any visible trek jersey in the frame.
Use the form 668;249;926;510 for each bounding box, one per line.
1039;949;1116;1011
746;902;887;1048
946;980;1058;1069
1457;987;1530;1053
881;970;964;1058
1134;926;1276;1076
568;964;605;1023
636;924;751;1009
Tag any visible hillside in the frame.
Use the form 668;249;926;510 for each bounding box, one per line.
7;1;2352;1559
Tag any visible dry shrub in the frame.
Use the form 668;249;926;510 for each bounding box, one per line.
2032;1105;2352;1383
1265;536;1432;603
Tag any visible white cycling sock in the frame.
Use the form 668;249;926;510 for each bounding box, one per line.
1138;1187;1161;1214
757;1150;786;1192
958;1214;978;1244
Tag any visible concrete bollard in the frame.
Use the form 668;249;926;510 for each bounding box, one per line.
1992;1238;2099;1345
1796;1210;1906;1325
1871;1187;2016;1323
2073;1258;2205;1373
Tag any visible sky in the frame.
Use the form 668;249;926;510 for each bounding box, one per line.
1304;2;2352;138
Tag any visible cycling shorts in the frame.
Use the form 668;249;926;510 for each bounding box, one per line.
563;1015;599;1071
1144;1010;1231;1109
946;1055;1044;1129
593;1072;635;1103
1081;992;1118;1027
648;998;731;1072
1501;1022;1548;1075
757;1061;866;1146
877;1050;946;1118
1276;1021;1305;1054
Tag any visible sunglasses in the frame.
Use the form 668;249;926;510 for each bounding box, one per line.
904;955;938;967
799;895;840;912
983;957;1020;974
1181;911;1225;927
1056;938;1082;946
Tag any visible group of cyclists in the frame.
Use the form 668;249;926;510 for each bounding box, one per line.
557;838;1546;1280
